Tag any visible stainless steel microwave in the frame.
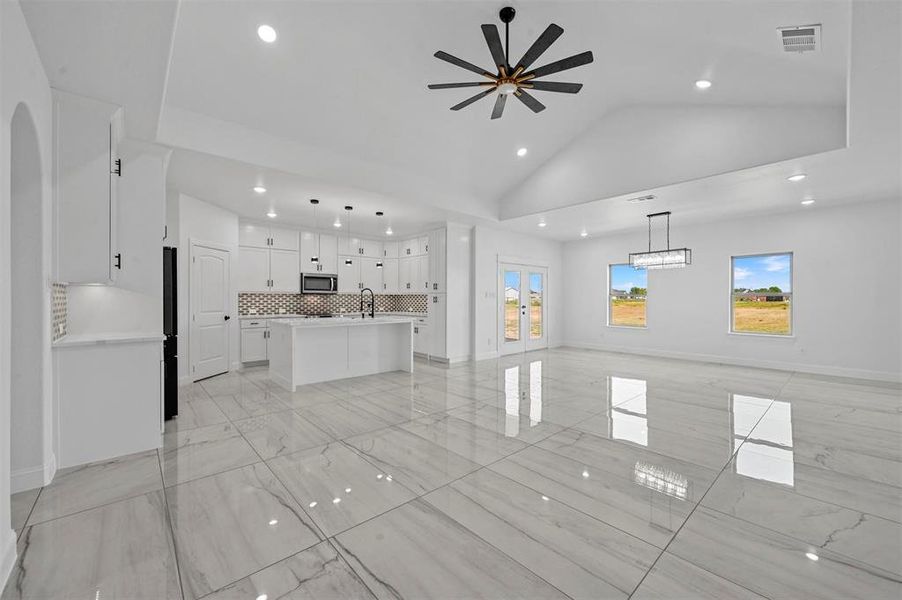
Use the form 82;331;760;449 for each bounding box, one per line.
301;272;338;294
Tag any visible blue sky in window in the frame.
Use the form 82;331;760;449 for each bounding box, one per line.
732;254;791;291
610;264;647;291
504;271;520;290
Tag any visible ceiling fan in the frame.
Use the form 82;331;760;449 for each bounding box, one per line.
428;6;593;119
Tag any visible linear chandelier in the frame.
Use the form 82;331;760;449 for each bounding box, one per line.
629;211;691;270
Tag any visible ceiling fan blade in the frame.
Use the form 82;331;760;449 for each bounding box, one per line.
514;89;546;113
434;51;495;78
450;88;496;111
481;24;507;70
428;82;490;89
514;24;564;72
491;94;507;120
527;81;583;94
524;51;594;79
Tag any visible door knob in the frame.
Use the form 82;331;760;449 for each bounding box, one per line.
224;315;231;321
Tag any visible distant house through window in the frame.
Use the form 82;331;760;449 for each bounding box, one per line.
731;253;793;335
609;264;647;327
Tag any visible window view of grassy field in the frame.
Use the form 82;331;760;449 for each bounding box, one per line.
611;298;646;327
732;253;792;335
733;300;791;334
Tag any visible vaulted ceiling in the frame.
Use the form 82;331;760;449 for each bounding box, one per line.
20;0;900;240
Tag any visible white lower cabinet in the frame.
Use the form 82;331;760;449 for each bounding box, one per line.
413;320;429;355
240;319;269;363
428;294;447;357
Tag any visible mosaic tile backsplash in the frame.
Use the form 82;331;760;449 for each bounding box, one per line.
238;293;428;316
52;283;68;341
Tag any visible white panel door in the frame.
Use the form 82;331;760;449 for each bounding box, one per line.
382;258;399;293
337;260;360;293
239;223;270;248
499;264;547;355
360;257;383;292
269;249;299;292
237;246;270;292
318;234;338;273
240;329;268;362
192;244;230;380
269;227;298;251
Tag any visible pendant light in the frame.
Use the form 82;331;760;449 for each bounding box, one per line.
629;211;692;270
344;206;354;266
309;199;320;264
375;211;384;268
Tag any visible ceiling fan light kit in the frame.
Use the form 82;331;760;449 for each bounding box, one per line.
629;211;692;270
428;6;594;119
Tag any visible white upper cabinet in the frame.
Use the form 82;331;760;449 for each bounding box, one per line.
361;239;383;258
269;249;300;292
269;227;299;251
237;246;270;292
382;259;399;294
429;228;446;292
239;223;271;249
416;254;430;292
337;260;360;293
401;238;418;257
383;241;399;259
337;235;362;256
360;258;383;291
54;90;123;284
299;231;318;271
418;236;430;255
398;256;412;293
318;234;338;273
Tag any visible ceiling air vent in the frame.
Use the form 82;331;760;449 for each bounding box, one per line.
778;25;821;53
627;194;655;204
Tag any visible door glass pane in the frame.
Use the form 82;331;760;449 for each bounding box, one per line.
529;273;543;339
504;270;520;342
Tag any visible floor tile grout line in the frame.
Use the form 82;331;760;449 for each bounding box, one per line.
157;448;187;600
15;486;43;539
624;392;782;600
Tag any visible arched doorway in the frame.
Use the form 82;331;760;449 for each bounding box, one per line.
8;103;49;503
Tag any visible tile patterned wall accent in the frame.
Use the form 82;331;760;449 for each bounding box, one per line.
51;283;68;341
238;293;428;316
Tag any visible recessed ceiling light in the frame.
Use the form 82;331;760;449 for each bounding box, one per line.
266;210;277;218
385;227;393;236
333;217;341;228
805;552;819;561
787;173;807;182
253;186;266;194
256;595;268;600
695;79;712;90
580;229;588;238
801;198;815;206
538;221;547;228
268;519;278;526
517;147;528;157
257;25;277;43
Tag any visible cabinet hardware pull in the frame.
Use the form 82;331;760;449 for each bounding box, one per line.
114;253;122;269
111;158;122;177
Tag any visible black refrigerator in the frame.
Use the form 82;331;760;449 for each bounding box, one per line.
163;247;178;420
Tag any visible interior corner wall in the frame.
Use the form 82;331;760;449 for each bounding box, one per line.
177;193;239;383
0;0;54;587
472;226;564;360
561;198;902;381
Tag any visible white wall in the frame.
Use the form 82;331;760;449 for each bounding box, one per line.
472;226;563;360
176;193;239;383
0;0;53;587
562;199;902;381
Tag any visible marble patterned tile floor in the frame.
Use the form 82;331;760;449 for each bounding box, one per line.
4;347;901;599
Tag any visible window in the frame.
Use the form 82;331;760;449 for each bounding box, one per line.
609;264;647;327
731;253;792;335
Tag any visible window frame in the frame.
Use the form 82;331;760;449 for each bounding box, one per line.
607;263;647;329
729;251;794;337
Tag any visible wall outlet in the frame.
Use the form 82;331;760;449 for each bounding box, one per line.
58;323;64;335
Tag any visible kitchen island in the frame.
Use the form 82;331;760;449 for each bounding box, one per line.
268;317;414;391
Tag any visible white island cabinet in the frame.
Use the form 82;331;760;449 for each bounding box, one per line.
268;317;413;390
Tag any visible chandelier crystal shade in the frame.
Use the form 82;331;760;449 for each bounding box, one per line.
629;211;691;270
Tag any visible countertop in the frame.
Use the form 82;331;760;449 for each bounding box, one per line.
53;332;165;348
240;312;426;319
269;316;415;329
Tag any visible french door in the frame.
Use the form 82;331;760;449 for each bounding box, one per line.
499;263;548;355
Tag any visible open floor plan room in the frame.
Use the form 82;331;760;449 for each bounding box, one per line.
1;0;899;598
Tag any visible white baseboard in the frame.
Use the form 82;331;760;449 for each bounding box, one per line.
178;375;193;387
474;351;499;361
561;341;902;383
0;528;16;597
11;452;57;493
